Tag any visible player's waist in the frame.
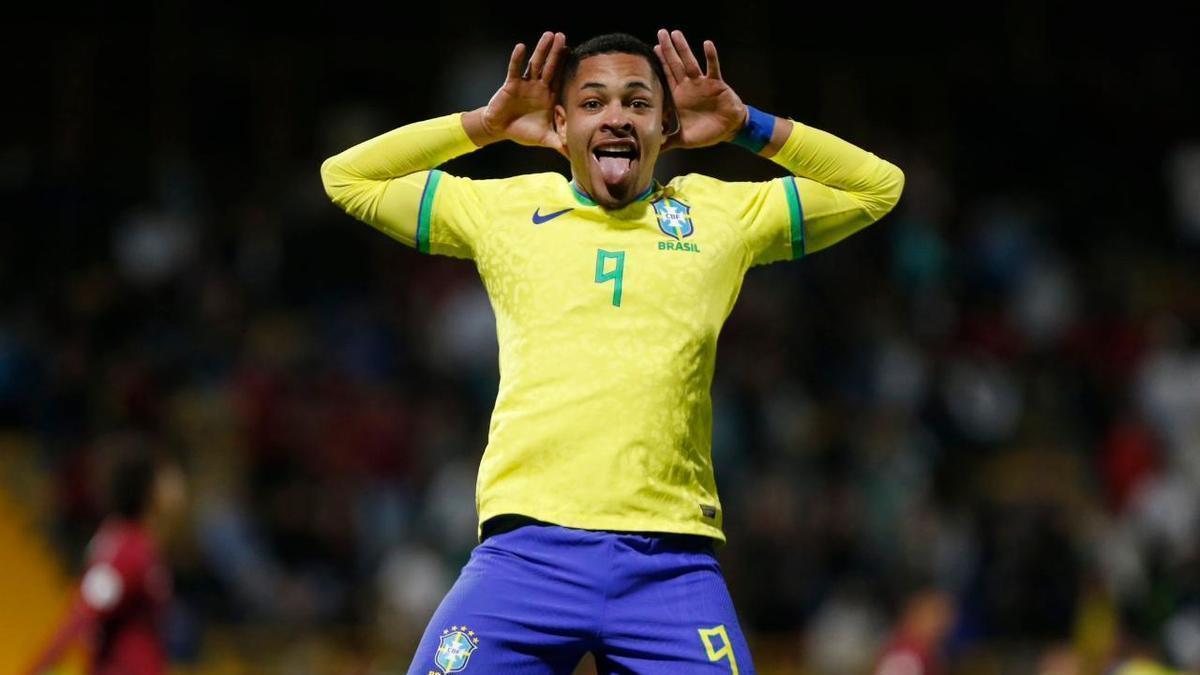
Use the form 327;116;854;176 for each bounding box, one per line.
481;513;717;552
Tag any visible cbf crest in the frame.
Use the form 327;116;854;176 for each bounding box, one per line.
653;197;694;240
429;625;480;674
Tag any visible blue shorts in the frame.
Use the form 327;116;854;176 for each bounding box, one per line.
406;521;755;674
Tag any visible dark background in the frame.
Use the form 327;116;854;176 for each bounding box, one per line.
3;2;1199;673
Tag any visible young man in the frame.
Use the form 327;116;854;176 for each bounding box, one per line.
26;452;185;675
322;29;904;674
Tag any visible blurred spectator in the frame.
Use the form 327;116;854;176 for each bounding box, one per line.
27;445;186;675
872;589;956;675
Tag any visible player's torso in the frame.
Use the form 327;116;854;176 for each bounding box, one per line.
465;175;752;536
88;523;172;610
88;523;170;674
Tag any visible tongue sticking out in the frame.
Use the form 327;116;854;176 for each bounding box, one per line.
598;155;633;186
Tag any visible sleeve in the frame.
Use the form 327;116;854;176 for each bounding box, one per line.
737;120;906;266
320;112;490;259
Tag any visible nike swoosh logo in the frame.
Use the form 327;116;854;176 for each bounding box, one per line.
531;207;573;225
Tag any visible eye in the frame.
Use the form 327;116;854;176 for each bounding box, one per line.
629;99;651;109
582;100;602;110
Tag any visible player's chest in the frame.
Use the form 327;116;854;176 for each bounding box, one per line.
476;198;747;312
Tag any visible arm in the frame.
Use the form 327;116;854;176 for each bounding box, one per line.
25;599;95;675
320;32;568;248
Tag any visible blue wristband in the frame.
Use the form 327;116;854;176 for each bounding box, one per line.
731;105;774;153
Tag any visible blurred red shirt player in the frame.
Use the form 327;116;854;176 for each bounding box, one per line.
27;452;185;675
874;589;956;675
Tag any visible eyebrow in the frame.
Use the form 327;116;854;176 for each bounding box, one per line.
579;81;653;93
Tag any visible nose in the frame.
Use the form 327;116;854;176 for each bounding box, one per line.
601;110;634;135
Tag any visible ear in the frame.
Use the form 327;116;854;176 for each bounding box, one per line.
662;103;680;137
554;104;568;147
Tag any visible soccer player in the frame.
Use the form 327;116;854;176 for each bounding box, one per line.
322;29;903;674
26;452;185;675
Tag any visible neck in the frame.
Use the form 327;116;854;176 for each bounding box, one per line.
572;177;656;209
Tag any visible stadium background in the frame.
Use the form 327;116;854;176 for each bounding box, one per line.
2;2;1199;673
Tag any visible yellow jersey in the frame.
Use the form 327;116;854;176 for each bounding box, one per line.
321;112;904;541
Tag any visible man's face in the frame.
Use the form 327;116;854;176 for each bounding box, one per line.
555;53;673;209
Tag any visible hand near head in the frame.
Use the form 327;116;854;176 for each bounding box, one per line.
462;31;568;157
654;29;748;152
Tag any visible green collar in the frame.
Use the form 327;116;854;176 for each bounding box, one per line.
570;180;658;208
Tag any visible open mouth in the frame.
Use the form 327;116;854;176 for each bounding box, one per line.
592;140;639;187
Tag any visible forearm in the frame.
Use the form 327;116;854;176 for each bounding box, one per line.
320;112;477;189
26;603;94;675
735;107;904;222
756;114;794;159
461;107;506;147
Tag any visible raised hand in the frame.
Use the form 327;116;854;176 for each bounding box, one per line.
465;31;568;155
654;29;749;151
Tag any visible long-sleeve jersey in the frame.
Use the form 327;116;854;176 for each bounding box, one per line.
321;112;904;541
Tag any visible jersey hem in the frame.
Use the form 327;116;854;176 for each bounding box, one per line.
476;505;727;545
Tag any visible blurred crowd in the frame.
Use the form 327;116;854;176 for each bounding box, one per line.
3;5;1199;674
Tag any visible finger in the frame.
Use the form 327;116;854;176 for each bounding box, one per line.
541;32;567;83
527;31;554;80
506;43;527;82
653;44;679;89
703;40;722;80
670;30;702;78
657;28;688;83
